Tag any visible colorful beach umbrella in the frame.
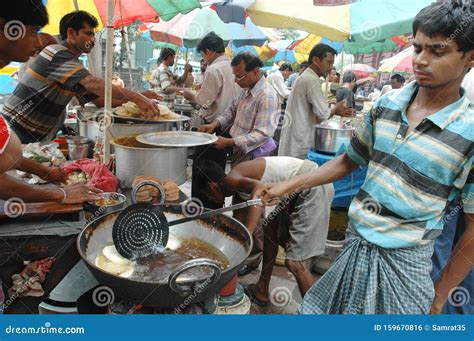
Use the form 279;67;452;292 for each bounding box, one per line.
147;7;267;48
273;50;308;65
248;0;433;43
211;0;255;24
228;43;277;62
378;46;414;73
342;63;376;79
41;0;201;35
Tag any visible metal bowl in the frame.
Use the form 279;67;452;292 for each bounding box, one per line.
85;192;126;217
313;120;355;154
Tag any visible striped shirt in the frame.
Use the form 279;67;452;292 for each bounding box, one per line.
2;44;97;142
216;76;278;154
346;81;473;248
150;64;176;109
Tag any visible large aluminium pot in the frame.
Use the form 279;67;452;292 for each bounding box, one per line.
111;136;188;187
86;119;175;143
313;120;355;154
77;205;252;308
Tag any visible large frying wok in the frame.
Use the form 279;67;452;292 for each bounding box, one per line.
77;205;252;308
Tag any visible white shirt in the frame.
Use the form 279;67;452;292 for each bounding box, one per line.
261;156;304;183
193;72;204;86
266;71;290;102
278;67;331;159
194;55;241;122
461;71;474;102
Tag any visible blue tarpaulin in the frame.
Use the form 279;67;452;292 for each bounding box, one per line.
307;148;367;208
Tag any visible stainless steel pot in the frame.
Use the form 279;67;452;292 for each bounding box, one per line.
67;136;91;160
111;136;188;187
313;120;355;154
77;205;252;307
86;119;178;148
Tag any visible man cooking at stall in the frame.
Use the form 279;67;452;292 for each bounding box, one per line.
2;11;161;144
195;156;334;305
253;0;473;314
0;2;101;204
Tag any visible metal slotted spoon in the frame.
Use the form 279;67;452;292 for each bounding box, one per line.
113;181;265;259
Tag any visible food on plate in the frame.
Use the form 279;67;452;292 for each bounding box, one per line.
95;244;135;277
157;104;181;120
116;101;142;118
66;171;90;185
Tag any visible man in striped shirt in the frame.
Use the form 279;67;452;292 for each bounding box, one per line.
254;0;473;314
3;11;160;143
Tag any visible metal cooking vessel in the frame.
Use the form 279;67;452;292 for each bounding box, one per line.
77;205;252;307
111;136;188;187
313;120;355;154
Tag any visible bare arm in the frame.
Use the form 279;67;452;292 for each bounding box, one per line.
430;212;474;313
253;153;359;204
80;75;160;117
17;157;68;184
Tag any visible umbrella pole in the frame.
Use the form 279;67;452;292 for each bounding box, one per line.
340;51;344;84
103;0;114;163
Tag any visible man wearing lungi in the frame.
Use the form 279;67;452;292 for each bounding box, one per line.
253;0;473;314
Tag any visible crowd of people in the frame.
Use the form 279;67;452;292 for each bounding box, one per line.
0;0;472;316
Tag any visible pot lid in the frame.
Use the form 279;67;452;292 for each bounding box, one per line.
136;131;218;148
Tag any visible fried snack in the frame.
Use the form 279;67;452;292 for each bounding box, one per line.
162;179;179;201
132;175;162;201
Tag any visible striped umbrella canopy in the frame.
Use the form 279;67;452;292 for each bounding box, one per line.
41;0;201;35
248;0;433;43
289;33;409;55
147;7;267;48
342;63;377;79
228;43;277;62
378;46;414;73
273;50;308;65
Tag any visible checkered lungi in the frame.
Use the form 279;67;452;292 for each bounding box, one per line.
299;225;435;314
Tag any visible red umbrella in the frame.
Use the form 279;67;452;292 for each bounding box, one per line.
342;63;376;79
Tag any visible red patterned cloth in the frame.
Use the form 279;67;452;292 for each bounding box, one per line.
63;159;117;192
0;116;11;154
